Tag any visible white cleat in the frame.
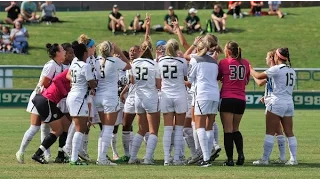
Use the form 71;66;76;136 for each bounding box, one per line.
16;151;24;164
285;159;298;166
96;159;117;166
44;154;51;162
271;158;287;164
188;149;203;164
173;160;186;166
253;159;269;165
78;151;91;161
62;146;71;159
128;157;140;164
142;158;155;165
164;161;171;166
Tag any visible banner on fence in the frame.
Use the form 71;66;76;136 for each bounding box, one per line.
0;89;319;109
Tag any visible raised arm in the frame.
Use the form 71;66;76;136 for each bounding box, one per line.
144;13;151;42
184;36;202;61
172;20;190;50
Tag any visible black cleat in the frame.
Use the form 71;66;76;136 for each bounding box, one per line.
210;147;221;162
236;155;245;166
199;160;212;167
32;154;48;164
223;159;234;166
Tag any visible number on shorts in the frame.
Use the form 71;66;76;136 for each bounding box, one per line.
229;65;245;80
70;70;77;83
286;73;294;86
135;67;148;80
163;65;177;79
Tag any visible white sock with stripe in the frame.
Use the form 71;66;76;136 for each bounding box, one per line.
288;136;297;161
145;134;158;160
174;126;184;161
65;121;76;152
163;126;173;163
206;130;214;154
197;128;209;161
18;125;40;153
99;125;114;161
262;134;274;161
71;132;83;162
130;133;143;159
122;131;131;157
192;122;200;150
183;127;196;157
111;133;118;156
277;135;286;161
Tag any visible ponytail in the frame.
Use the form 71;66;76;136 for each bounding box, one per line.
165;39;179;57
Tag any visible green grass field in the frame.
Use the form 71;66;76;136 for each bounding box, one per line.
1;7;320;90
0;109;320;179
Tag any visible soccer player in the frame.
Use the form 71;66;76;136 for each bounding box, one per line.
158;39;188;166
16;43;65;164
218;41;250;166
95;41;131;166
66;42;97;165
251;49;287;164
31;69;70;164
187;38;220;167
251;48;298;166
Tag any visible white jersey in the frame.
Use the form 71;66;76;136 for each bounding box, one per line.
68;60;95;98
36;59;63;88
96;56;127;97
87;55;99;80
264;64;296;102
158;56;188;98
188;54;219;101
130;58;160;98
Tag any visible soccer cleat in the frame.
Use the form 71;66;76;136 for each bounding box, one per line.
253;159;269;165
164;161;171;166
44;154;51;162
271;158;286;164
32;154;48;164
62;146;71;159
223;160;235;166
236;154;245;166
113;153;120;161
16;151;25;164
106;154;111;161
54;156;69;163
78;151;91;162
96;159;117;166
168;156;174;163
285;159;298;166
188;149;203;164
128;157;140;164
115;155;130;163
70;160;88;166
199;160;212;167
142;158;155;165
173;160;186;166
210;147;221;162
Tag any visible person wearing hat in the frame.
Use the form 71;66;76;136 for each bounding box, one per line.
164;6;184;34
185;8;203;34
108;4;127;35
128;13;146;35
155;40;166;62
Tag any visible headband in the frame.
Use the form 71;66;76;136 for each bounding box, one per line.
276;49;287;60
86;39;95;48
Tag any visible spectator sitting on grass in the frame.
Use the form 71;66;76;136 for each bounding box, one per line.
268;1;284;18
4;1;24;25
250;1;264;16
227;1;243;19
128;14;145;35
21;1;40;22
10;21;29;54
0;26;13;52
108;4;127;36
164;6;184;34
184;8;204;35
211;4;227;34
39;1;59;24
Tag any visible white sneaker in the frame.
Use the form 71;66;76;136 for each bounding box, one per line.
142;158;155;165
253;159;269;165
173;160;186;166
164;161;171;166
128;157;140;164
62;146;71;159
78;151;91;161
285;159;298;166
96;159;117;166
16;151;24;164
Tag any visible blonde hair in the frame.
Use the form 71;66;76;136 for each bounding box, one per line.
97;41;113;59
204;34;223;54
165;39;179;57
78;34;90;45
140;37;153;59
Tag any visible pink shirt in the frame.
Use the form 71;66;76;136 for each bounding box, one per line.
218;58;250;101
42;70;71;104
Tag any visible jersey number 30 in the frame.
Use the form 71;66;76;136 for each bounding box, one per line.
70;70;77;83
229;65;246;80
136;67;148;80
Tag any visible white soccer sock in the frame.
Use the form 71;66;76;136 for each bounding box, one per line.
169;130;174;156
41;123;51;156
206;130;214;154
65;121;76;151
71;132;83;162
97;131;102;161
262;134;274;161
145;134;158;160
197;128;209;161
129;131;134;154
98;125;114;161
192;122;200;150
181;139;185;158
122;131;131;157
144;132;150;144
183;127;196;157
174;126;184;161
130;133;143;159
111;133;118;156
277;135;286;160
288;136;297;161
163;126;173;163
82;134;89;154
18;125;40;153
213;122;219;145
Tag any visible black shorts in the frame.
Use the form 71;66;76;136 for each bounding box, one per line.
32;94;63;123
219;98;246;114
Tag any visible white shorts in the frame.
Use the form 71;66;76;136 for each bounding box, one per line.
115;106;124;125
191;91;196;107
57;98;68;114
124;96;135;114
160;95;187;114
265;101;294;117
26;91;39;115
194;100;219;115
95;95;120;113
186;93;193;118
135;96;159;114
67;95;89;117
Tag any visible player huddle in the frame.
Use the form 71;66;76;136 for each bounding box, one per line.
15;15;298;167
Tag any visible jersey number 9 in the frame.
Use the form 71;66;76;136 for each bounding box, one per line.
163;65;177;79
70;70;77;83
135;67;148;80
229;65;245;80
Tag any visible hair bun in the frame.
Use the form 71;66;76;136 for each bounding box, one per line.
46;43;52;49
